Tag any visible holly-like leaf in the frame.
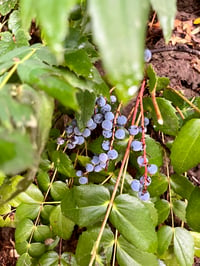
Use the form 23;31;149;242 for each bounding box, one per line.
170;119;200;173
170;174;194;200
157;225;173;256
150;0;177;42
75;227;114;265
52;151;76;177
174;227;194;266
110;194;157;253
186;187;200;232
61;184;110;227
50;205;74;240
89;0;150;103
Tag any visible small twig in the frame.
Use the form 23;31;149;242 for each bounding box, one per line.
151;45;200;57
176;106;185;119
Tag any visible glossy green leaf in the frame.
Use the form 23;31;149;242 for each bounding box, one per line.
89;0;150;103
88;135;104;154
173;200;186;222
0;0;17;15
75;90;96;130
170;174;194;200
145;135;163;167
33;225;52;242
174;227;194;266
157;226;173;256
150;0;176;42
19;0;35;33
190;231;200;258
16;253;32;266
0;203;11;215
143;201;158;227
75;227;114;265
163;88;185;109
41;205;55;224
154;199;170;225
148;174;168;197
50;205;74;240
0;215;14;227
110;194;157;253
147;64;170;92
16;183;44;204
61;252;77;266
28;242;46;258
52;150;76;177
117;235;158;266
15;241;29;255
170;119;200;173
15;218;34;243
61;184;110;227
15;203;40;223
37;170;50;192
50;181;69;201
8;10;21;35
143;97;179;136
186;187;200;232
39;251;59;266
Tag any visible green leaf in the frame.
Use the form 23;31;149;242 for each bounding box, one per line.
15;218;34;243
33;225;52;242
190;231;200;258
143;97;179;136
150;0;176;42
147;64;170;92
75;90;96;130
8;10;21;35
28;242;46;258
173;200;186;222
61;184;110;227
157;226;173;256
37;170;50;192
61;252;77;266
75;226;114;265
50;205;74;240
15;203;40;223
174;227;194;266
0;0;17;15
186;187;200;232
154;199;170;225
52;151;76;177
110;194;157;253
117;235;158;266
148;174;168;197
145;135;163;167
39;251;59;266
170;119;200;173
170;174;194;200
16;183;44;204
16;253;32;266
89;0;150;103
88;135;104;154
41;205;55;224
50;181;69;201
163;88;185;109
19;0;36;33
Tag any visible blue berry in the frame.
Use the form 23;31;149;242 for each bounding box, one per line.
67;142;76;149
74;127;82;136
94;165;103;172
147;164;158;175
117;115;127;126
102;120;113;131
94;113;104;124
144;48;152;63
77;136;85;145
86;118;94;128
131;140;143;151
115;128;126;140
102;130;112;139
96;96;106;107
102;140;110;151
128;125;139;136
82;128;91;138
66;125;74;136
91;156;100;165
104;112;114;121
110;95;117;103
101;104;111;114
144;117;150;126
140;175;151;186
138;190;150;201
57;137;65;145
99;162;107;169
79;176;88;184
99;153;108;163
107;149;118;160
72;135;79;145
88;121;97;130
86;163;94;172
76;170;83;177
131;180;141;192
137;156;148;167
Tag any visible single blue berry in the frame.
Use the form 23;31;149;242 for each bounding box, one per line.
110;95;117;103
86;163;94;172
74;126;82;136
94;113;104;124
138;190;150;201
137;156;148;167
96;96;106;107
99;153;108;163
128;125;139;136
76;170;83;177
131;140;143;151
94;165;103;172
67;142;76;149
144;117;150;126
86;118;94;128
57;137;65;145
66;125;73;136
88;121;97;130
77;136;85;145
82;128;91;138
144;48;152;63
115;128;126;140
147;164;158;175
101;104;111;114
107;149;118;160
79;176;88;184
102;140;110;151
102;120;113;131
91;156;100;165
131;179;141;192
102;130;112;139
140;175;151;186
104;112;114;121
117;115;127;126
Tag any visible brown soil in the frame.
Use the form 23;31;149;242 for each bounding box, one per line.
1;0;200;265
